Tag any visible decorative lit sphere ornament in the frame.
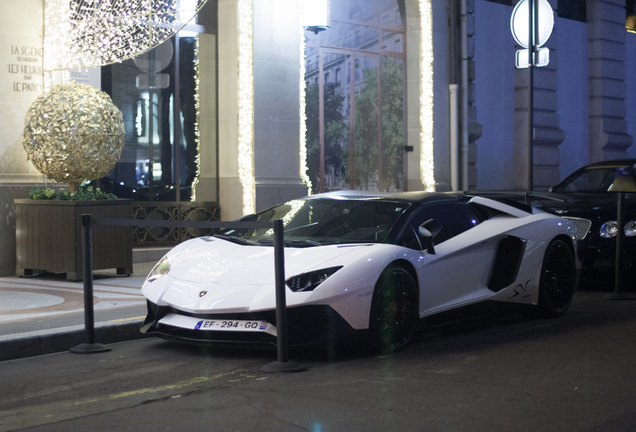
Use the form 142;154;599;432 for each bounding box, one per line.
44;0;209;71
22;82;125;187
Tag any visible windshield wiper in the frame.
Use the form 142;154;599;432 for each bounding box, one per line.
286;239;322;247
213;233;260;246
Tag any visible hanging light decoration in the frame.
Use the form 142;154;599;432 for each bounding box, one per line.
237;0;255;215
299;24;312;195
44;0;208;71
419;0;435;191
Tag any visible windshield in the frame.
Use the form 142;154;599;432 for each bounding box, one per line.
218;198;410;247
555;167;618;193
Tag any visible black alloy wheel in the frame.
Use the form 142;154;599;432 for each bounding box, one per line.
369;265;419;352
538;239;577;317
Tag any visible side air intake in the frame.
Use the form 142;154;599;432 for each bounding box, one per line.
488;236;527;292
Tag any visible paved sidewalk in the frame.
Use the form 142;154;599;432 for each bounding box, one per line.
0;261;156;362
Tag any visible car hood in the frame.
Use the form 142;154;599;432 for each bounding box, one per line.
163;236;370;284
534;192;636;218
142;236;388;314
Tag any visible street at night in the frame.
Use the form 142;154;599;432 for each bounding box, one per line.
1;274;635;432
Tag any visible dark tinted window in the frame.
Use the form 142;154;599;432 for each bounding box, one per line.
556;168;617;193
224;198;410;246
400;202;481;250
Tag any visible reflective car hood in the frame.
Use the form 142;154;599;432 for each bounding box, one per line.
143;236;385;314
163;236;371;285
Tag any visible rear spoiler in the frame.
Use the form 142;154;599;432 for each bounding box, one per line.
465;191;570;217
468;196;530;218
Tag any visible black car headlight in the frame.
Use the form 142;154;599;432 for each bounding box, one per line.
147;256;171;282
286;266;343;292
600;220;636;239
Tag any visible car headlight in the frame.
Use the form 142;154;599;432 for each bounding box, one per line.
600;220;636;239
600;221;618;239
147;256;171;282
286;266;343;292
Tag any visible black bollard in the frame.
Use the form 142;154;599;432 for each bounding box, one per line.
70;214;111;354
262;219;306;372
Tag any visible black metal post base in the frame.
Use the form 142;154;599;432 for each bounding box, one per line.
69;343;112;354
261;360;307;373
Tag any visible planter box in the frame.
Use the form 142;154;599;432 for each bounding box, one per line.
15;199;133;281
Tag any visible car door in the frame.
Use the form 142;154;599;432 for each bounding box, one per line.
400;201;500;316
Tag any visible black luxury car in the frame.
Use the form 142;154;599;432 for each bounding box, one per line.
470;160;636;272
540;160;636;271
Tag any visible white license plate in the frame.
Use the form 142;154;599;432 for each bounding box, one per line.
160;313;277;337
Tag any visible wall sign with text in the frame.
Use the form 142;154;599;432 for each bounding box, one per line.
2;35;43;96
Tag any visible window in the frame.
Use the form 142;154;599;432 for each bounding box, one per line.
304;0;406;194
100;1;217;204
400;202;482;250
560;168;617;193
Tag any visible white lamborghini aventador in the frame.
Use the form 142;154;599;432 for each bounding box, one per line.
141;191;579;352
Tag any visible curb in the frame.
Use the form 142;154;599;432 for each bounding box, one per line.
0;320;147;362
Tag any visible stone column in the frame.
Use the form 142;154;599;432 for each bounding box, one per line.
217;0;244;220
404;0;425;191
513;0;564;190
587;0;632;161
252;0;308;211
466;0;483;190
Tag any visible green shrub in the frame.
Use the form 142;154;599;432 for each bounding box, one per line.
29;186;116;201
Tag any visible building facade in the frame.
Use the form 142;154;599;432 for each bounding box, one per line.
1;0;635;276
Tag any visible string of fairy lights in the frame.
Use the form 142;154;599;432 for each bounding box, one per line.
298;23;313;195
419;0;435;192
190;36;202;201
237;0;255;215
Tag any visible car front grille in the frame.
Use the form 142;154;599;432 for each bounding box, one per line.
563;216;592;241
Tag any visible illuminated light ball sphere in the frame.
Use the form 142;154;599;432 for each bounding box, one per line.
22;82;125;189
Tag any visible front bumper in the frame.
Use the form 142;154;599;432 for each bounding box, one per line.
578;237;635;271
141;301;357;347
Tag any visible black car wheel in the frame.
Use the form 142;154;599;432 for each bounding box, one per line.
538;239;577;317
369;265;419;352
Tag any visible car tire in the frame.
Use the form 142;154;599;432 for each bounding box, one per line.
537;239;577;317
369;265;419;353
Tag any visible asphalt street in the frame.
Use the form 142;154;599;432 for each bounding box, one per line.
0;273;635;432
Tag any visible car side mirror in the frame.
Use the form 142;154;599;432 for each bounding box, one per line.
418;226;435;255
418;219;442;255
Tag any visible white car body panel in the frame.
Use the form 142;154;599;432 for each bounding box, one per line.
141;192;578;344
